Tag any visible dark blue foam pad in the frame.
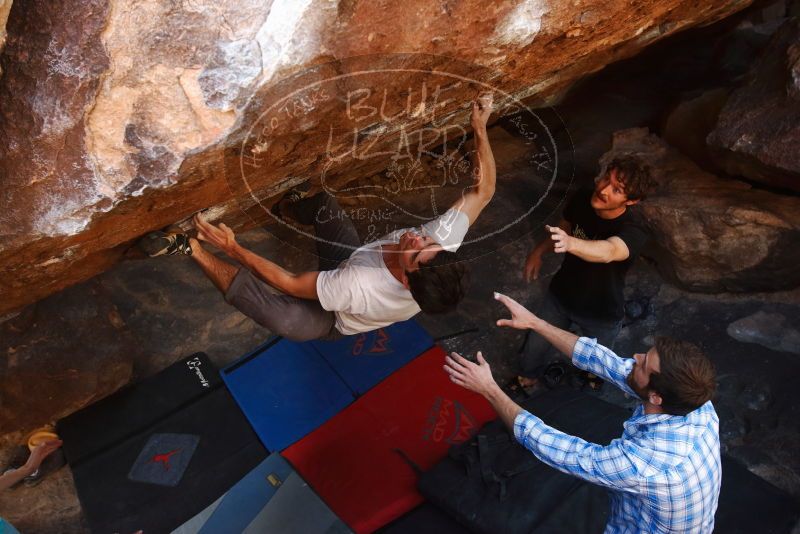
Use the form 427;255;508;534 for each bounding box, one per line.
194;452;293;533
311;320;433;395
222;338;355;451
178;452;350;533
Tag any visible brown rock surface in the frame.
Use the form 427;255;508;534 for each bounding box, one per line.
605;128;800;292
708;17;800;192
0;0;753;317
0;282;134;435
0;227;278;441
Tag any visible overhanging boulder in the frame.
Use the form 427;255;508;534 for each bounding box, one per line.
0;0;753;316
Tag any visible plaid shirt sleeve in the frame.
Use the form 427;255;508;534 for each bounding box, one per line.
572;336;637;397
513;410;642;493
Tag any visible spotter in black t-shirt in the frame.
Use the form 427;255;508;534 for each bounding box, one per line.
549;190;649;321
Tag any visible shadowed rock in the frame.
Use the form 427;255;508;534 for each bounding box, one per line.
708;18;800;192
727;310;800;354
0;283;134;435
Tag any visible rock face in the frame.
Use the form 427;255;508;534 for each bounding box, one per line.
604;128;800;292
0;228;278;438
0;0;9;78
0;0;753;318
708;18;800;192
0;282;134;435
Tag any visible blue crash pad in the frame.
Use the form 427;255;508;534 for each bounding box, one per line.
173;453;350;534
222;321;433;451
196;453;291;533
222;338;354;451
311;320;433;395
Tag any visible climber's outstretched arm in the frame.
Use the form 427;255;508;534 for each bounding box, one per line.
451;94;496;226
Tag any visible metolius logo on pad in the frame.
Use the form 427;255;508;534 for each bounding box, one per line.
186;357;209;388
229;53;573;262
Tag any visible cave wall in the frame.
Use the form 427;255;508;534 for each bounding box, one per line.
0;0;755;318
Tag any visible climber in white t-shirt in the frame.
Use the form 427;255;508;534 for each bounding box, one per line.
313;204;471;335
140;94;497;341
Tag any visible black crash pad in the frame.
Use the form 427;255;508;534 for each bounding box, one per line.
419;388;800;534
377;503;469;534
715;456;799;534
57;354;267;533
58;353;221;466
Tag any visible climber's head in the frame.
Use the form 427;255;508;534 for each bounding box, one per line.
397;229;470;314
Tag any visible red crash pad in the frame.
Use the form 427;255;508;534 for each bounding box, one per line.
283;345;496;533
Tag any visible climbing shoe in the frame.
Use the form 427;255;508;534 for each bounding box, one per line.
138;228;193;257
271;182;311;221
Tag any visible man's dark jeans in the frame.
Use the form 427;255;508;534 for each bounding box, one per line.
519;289;622;379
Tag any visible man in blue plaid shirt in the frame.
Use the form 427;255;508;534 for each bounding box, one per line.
444;292;721;533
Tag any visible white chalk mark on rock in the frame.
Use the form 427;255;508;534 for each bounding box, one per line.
492;0;548;47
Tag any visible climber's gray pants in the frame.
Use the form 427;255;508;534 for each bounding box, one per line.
225;268;340;341
225;193;359;341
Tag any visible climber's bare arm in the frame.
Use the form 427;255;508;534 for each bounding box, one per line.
452;94;496;226
194;214;319;299
231;246;319;299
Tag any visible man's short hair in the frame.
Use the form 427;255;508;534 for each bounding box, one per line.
603;156;655;201
407;251;470;314
648;336;716;416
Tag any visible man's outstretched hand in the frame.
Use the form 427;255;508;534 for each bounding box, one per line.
444;350;525;431
495;292;541;331
444;351;497;397
194;213;238;256
547;224;574;254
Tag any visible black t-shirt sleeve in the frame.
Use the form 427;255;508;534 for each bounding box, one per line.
616;221;649;257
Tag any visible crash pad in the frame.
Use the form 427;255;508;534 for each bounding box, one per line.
60;355;267;534
311;320;433;395
283;345;495;533
57;353;220;466
221;337;355;451
173;452;351;534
